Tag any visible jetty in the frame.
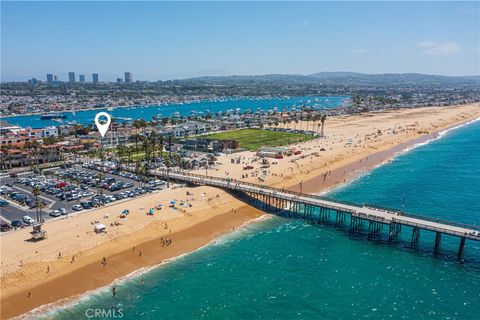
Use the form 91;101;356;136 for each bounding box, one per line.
156;170;480;256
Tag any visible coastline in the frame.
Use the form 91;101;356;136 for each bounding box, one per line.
1;104;479;319
1;206;265;320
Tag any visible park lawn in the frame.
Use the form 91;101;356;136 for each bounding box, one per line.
205;129;313;151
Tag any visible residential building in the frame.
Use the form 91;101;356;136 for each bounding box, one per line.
98;132;129;148
68;72;76;83
124;72;132;83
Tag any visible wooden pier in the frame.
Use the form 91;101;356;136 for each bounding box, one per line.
156;170;480;256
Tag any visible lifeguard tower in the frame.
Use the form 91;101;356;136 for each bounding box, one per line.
30;222;48;240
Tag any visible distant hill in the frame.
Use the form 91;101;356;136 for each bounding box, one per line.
308;72;480;86
178;72;480;87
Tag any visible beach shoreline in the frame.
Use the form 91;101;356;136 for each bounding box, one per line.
1;103;479;319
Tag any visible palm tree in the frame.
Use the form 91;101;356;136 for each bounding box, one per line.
126;146;134;163
258;123;264;148
135;160;142;186
141;137;150;161
116;144;126;165
320;115;327;137
131;134;142;157
32;187;41;222
141;163;150;184
273;121;279;146
149;131;158;158
167;135;173;158
96;173;104;205
159;135;164;157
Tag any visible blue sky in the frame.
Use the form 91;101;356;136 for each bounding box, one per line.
1;1;479;81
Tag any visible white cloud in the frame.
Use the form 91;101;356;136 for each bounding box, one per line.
352;48;367;54
418;40;461;56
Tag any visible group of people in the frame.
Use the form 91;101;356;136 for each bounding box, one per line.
160;237;172;246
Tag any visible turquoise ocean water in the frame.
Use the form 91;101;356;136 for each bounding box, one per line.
33;119;479;319
2;96;347;128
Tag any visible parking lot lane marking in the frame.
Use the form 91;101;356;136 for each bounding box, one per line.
0;195;30;211
12;186;56;207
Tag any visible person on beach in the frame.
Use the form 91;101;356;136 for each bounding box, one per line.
28;291;31;298
112;286;116;296
47;266;50;273
102;256;107;266
138;251;142;257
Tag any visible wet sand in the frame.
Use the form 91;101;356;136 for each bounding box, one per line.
1;206;262;319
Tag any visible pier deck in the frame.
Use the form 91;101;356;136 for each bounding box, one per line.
155;170;480;254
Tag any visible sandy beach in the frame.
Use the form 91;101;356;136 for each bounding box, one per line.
1;103;479;319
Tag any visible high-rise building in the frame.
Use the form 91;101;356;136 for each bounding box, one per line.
79;74;85;82
29;78;38;86
92;73;99;84
54;75;58;81
117;78;123;83
68;72;76;83
46;74;54;83
124;72;132;83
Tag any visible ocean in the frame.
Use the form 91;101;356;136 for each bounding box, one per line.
31;119;480;319
2;96;347;129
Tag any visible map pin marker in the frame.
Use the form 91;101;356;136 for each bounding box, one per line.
95;112;111;137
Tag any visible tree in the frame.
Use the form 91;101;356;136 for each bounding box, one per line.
168;135;173;157
258;123;264;148
131;134;142;156
149;131;158;158
96;173;105;205
33;187;41;222
320;115;327;137
117;144;126;165
141;136;150;161
159;134;164;157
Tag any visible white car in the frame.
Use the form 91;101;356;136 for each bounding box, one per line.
23;215;34;224
49;210;61;217
72;204;83;211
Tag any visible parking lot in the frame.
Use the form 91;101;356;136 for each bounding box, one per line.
0;161;166;232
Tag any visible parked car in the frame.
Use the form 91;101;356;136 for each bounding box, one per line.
0;199;9;207
58;208;67;215
23;215;34;224
1;223;12;232
72;204;83;211
49;210;61;217
80;202;92;209
11;220;23;228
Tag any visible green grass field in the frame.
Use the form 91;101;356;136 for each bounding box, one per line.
205;129;313;151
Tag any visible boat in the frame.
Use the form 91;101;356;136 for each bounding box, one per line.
40;114;67;120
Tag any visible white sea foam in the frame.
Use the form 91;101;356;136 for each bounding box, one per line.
319;117;480;196
16;214;272;319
